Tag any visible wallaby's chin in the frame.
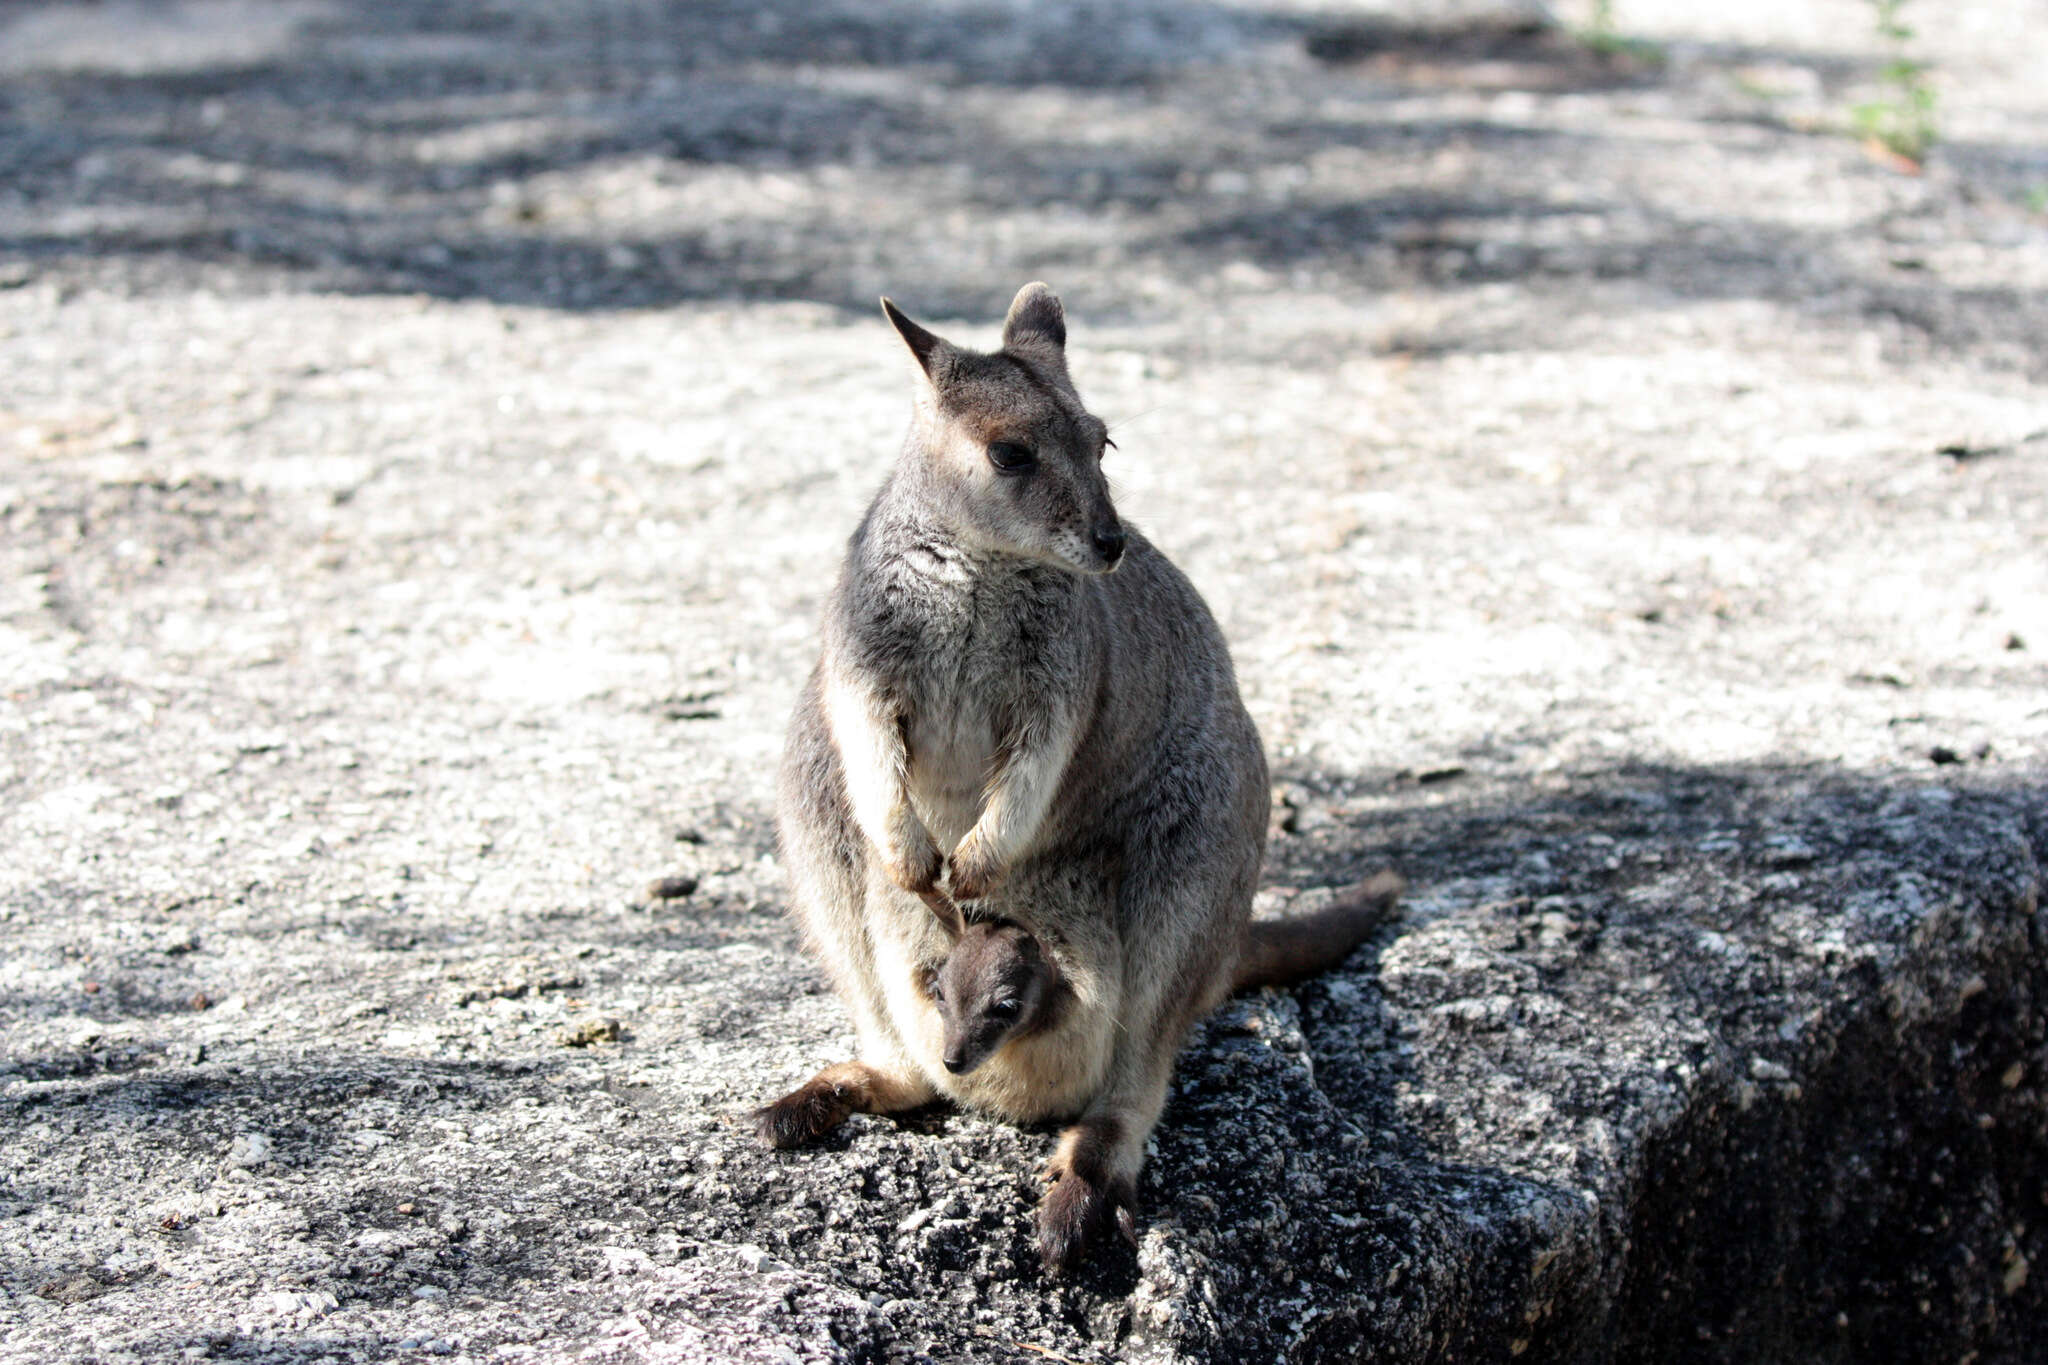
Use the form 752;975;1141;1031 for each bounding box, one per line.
969;536;1117;577
942;1035;1002;1075
1039;551;1119;577
1045;534;1122;577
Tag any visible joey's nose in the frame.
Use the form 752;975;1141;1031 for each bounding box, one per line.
1092;524;1126;567
943;1053;968;1074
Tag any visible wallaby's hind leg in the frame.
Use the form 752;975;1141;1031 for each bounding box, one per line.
752;1061;936;1150
1036;1038;1181;1271
1033;799;1260;1271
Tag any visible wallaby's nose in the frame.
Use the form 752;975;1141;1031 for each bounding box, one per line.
1092;523;1127;567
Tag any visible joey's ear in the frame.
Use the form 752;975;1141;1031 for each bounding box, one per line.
881;297;949;381
1001;281;1066;353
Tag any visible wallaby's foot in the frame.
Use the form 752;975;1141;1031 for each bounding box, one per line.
1348;867;1406;906
945;828;1006;903
1036;1116;1138;1273
751;1081;850;1149
1037;1166;1136;1273
751;1060;935;1150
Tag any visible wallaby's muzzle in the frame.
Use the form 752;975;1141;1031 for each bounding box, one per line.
1091;521;1127;571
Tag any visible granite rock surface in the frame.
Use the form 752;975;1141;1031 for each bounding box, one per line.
4;1;2047;1361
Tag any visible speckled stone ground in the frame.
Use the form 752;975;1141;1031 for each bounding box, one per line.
3;1;2046;1361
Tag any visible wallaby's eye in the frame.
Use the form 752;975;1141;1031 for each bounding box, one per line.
986;441;1036;475
988;999;1019;1020
1102;435;1117;455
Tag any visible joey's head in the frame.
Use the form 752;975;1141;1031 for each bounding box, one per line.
880;283;1126;575
927;920;1061;1075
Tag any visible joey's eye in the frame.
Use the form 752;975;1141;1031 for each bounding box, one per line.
986;441;1036;474
988;999;1019;1019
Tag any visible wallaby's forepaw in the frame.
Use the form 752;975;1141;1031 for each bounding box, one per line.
1348;868;1406;907
946;829;1006;903
750;1081;850;1150
882;821;944;896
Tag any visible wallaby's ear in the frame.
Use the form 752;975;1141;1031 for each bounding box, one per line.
881;297;947;380
1001;281;1067;353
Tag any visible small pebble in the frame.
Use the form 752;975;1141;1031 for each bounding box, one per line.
733;1244;788;1274
35;1272;108;1304
227;1131;275;1168
560;1017;622;1047
645;875;698;901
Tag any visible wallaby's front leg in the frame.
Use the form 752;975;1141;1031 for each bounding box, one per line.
948;706;1081;902
826;680;941;894
751;1061;937;1149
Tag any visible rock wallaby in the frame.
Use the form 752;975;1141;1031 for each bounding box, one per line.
755;282;1402;1270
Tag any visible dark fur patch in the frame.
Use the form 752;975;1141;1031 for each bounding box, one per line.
1036;1169;1100;1272
998;351;1067;405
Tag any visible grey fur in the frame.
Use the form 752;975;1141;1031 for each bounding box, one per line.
758;282;1269;1271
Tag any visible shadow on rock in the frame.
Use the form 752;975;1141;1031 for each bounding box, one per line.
5;0;2036;374
1158;760;2048;1362
5;759;2044;1361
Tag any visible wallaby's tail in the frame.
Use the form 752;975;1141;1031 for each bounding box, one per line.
1233;870;1405;993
